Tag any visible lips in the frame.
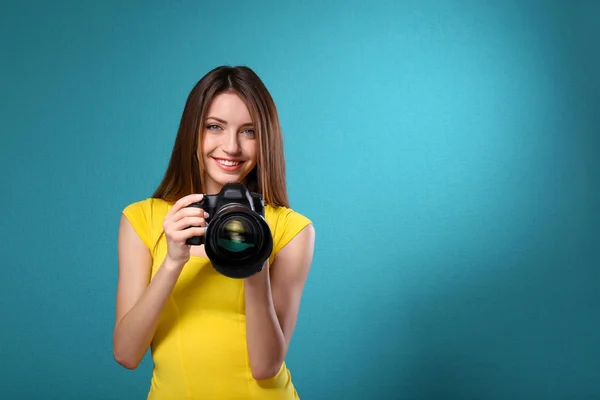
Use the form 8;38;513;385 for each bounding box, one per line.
215;158;242;166
213;157;245;171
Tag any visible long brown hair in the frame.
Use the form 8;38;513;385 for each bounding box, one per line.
152;65;289;208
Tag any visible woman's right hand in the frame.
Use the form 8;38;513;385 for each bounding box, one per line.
163;194;209;266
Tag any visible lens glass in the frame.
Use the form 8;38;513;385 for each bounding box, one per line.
216;216;257;255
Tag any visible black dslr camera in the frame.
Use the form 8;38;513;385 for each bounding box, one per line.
185;182;273;279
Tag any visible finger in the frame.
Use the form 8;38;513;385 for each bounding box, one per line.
165;216;205;234
167;194;204;218
173;206;209;223
173;227;206;242
174;216;206;231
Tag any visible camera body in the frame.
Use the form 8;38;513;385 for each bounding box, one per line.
186;182;265;246
185;182;273;279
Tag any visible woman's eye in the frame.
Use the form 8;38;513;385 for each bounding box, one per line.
207;124;221;131
242;129;255;136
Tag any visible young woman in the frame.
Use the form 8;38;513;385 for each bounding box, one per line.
113;66;316;399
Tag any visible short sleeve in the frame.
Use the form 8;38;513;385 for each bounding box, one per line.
122;199;153;250
268;207;312;261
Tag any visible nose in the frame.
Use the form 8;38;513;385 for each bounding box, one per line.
222;130;241;155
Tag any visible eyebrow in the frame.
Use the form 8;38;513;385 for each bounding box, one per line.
206;116;253;126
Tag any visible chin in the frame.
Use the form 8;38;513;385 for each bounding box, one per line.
204;157;255;190
217;176;242;185
207;169;251;189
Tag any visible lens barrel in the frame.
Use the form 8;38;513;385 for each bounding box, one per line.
204;204;273;278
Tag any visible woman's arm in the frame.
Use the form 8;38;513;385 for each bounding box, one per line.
113;194;207;369
244;224;316;380
112;215;185;370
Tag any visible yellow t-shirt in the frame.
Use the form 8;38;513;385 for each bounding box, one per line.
122;197;312;400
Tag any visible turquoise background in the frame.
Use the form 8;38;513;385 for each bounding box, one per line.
1;1;598;399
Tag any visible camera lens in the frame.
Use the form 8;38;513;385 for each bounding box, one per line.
216;217;257;255
204;204;273;278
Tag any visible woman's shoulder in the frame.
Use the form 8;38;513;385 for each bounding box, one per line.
121;197;172;250
265;205;313;255
265;204;312;228
122;197;173;220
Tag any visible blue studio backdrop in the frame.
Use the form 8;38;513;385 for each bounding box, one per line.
1;1;598;399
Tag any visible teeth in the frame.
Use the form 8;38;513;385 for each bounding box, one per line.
217;159;241;166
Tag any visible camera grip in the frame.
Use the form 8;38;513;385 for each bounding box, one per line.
186;234;204;246
184;200;207;246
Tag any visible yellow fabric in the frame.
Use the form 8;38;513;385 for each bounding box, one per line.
122;197;312;400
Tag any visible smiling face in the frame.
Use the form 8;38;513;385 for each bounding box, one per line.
198;91;259;195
